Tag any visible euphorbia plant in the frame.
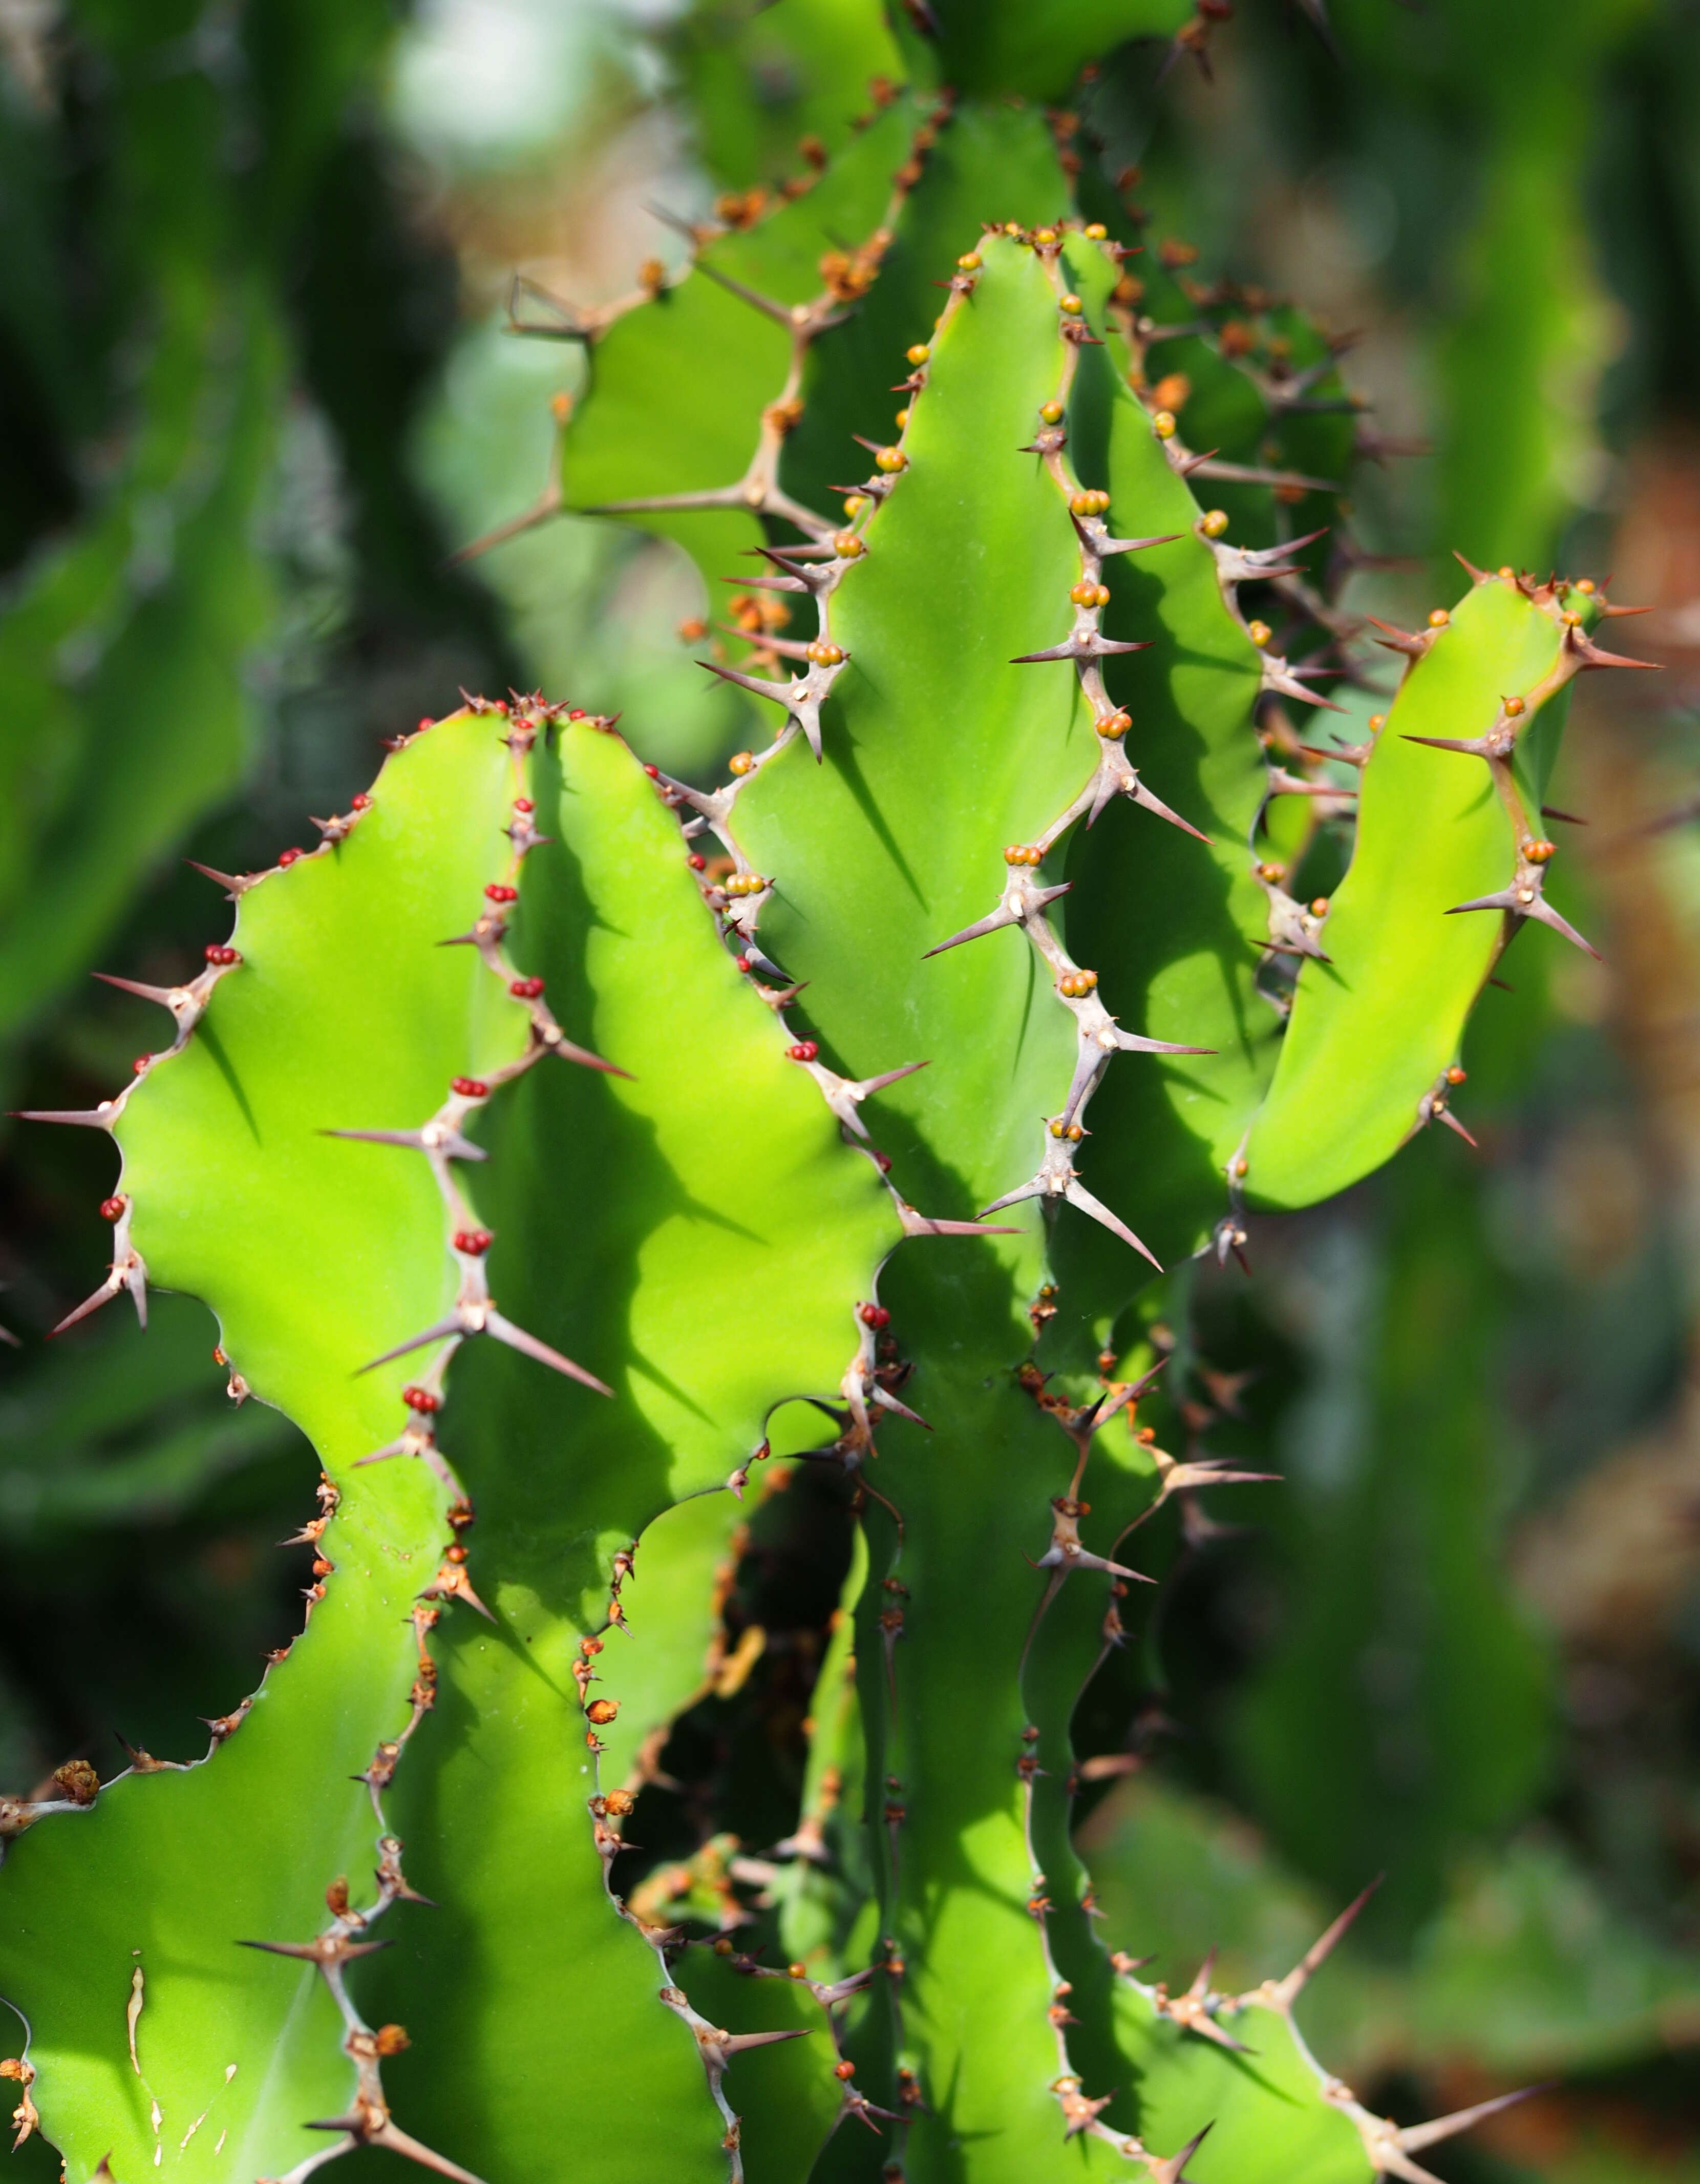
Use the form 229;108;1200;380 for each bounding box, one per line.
0;7;1648;2182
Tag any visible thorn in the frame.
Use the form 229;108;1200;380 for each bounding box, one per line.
924;881;1071;957
1121;775;1214;842
825;1057;929;1137
1212;528;1328;582
1267;1876;1382;2007
324;1126;488;1162
1186;456;1339;491
1396;2085;1548;2155
92;973;188;1012
48;1254;146;1337
1010;634;1150;665
10;1104;121;1129
694;253;823;328
1148;2124;1213;2184
447;483;564;566
304;2116;487;2184
185;860;251;897
1364;616;1431;658
1055;2083;1114;2139
239;1936;393;1966
1067;1179;1161;1269
869;1383;931;1431
896;1202;1018;1239
1264;765;1355;800
1091;528;1183;558
534;1023;632;1078
697;659;826;760
719;2026;814;2059
980;1177;1046;1219
1260;657;1347;711
1445;889;1600;959
1401;734;1491;757
358;1307;612;1397
1155;1953;1253;2053
420;1560;495;1622
1563;624;1659;673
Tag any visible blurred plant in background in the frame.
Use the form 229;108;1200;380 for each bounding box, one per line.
2;0;1698;2177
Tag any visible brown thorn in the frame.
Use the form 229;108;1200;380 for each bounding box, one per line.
1267;1875;1382;2007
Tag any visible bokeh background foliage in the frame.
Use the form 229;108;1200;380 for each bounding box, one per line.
2;0;1699;2178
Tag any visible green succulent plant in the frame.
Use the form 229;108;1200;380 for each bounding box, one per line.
0;10;1654;2184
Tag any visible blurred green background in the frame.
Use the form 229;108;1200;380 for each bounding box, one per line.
1;1;1698;2177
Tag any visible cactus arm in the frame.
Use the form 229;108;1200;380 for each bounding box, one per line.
668;0;906;190
734;233;1103;1226
653;218;1505;2181
553;92;1080;640
556;95;930;601
1239;571;1629;1208
1052;297;1278;1283
356;713;904;2182
780;102;1092;529
0;698;903;2183
704;227;1238;2178
911;1;1199;102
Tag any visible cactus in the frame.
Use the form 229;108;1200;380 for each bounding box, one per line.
0;13;1654;2184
